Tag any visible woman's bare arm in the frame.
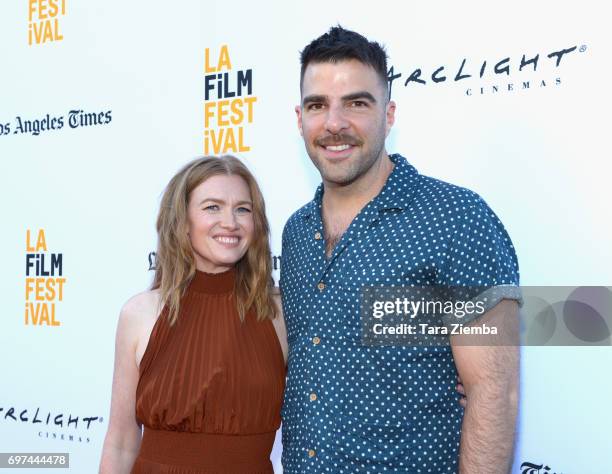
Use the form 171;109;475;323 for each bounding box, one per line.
99;292;159;473
271;290;288;364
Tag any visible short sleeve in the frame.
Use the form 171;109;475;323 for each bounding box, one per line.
438;192;521;315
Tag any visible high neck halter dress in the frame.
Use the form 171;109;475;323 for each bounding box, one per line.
131;269;286;474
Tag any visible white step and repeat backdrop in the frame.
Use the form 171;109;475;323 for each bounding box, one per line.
1;1;611;473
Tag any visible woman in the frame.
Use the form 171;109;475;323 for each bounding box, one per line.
100;155;287;473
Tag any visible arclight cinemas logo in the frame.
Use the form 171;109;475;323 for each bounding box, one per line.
388;44;587;97
0;405;103;444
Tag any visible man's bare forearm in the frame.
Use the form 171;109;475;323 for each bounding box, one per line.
458;370;519;473
451;299;520;473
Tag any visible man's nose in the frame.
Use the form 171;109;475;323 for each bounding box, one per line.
324;104;349;135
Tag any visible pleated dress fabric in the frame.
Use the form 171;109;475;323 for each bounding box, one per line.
131;269;286;474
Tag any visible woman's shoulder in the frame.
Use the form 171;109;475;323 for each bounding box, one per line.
120;289;162;329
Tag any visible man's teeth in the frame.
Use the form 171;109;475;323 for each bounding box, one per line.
214;236;239;244
325;144;351;151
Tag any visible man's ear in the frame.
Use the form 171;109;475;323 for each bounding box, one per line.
385;100;396;137
295;105;304;137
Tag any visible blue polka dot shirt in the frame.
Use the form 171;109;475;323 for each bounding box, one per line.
280;153;520;473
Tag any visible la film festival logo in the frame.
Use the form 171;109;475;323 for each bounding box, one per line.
28;0;66;46
25;229;66;326
204;45;257;154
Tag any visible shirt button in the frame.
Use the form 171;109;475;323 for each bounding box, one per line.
308;449;316;458
312;336;321;345
314;231;322;240
317;282;325;291
309;392;317;401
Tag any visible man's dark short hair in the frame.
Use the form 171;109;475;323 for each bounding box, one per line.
300;26;389;97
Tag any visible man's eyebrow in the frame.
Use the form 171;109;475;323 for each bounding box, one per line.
302;94;327;106
302;92;378;107
341;91;377;103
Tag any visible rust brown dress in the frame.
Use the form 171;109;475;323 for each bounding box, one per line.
131;269;286;474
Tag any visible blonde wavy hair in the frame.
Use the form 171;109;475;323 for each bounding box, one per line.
152;155;277;325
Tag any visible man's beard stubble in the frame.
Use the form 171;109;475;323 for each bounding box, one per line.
308;131;386;187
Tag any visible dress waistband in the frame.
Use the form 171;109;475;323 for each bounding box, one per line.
137;427;276;471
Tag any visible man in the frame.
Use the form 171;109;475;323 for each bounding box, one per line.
279;26;520;473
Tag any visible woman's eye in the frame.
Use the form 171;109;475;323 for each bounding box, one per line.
236;207;252;213
203;204;220;211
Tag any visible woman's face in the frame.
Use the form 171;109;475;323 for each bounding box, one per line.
187;174;255;273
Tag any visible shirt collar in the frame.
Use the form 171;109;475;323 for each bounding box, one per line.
301;153;419;220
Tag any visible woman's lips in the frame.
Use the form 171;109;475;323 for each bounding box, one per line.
213;235;240;247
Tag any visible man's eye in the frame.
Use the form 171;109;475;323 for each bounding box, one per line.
350;100;367;107
307;103;324;111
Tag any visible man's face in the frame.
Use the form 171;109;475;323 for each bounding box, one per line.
296;59;395;187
